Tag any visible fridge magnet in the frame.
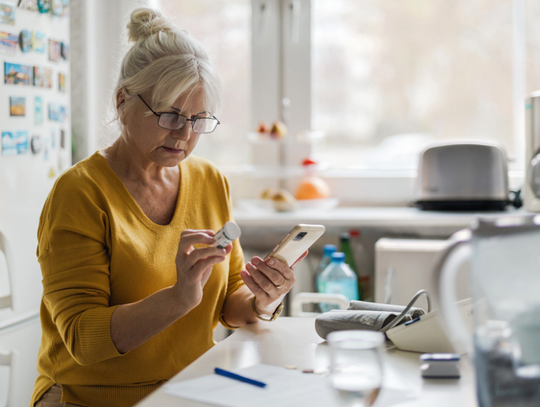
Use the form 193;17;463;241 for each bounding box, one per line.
0;31;17;54
60;128;65;148
0;2;16;25
4;62;32;85
1;131;29;155
48;102;64;121
50;0;61;16
61;0;68;16
60;41;68;59
34;95;43;124
33;66;52;87
48;39;60;61
19;29;31;52
18;0;38;11
9;96;25;116
32;30;45;52
58;72;65;91
31;134;42;154
43;142;49;161
48;166;55;178
36;0;49;13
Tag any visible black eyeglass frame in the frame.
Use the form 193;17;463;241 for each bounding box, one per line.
137;94;220;134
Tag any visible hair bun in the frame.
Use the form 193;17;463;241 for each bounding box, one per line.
127;7;173;42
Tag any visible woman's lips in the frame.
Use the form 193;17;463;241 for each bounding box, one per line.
162;146;184;154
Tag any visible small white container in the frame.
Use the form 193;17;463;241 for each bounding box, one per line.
213;222;242;249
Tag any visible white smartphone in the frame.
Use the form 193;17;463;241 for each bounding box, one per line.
264;224;326;267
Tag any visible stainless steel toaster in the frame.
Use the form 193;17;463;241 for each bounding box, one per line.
415;141;510;211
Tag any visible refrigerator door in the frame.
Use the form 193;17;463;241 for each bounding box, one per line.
0;315;41;407
0;171;52;325
0;0;71;326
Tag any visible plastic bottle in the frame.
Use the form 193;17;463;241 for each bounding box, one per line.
349;229;371;301
314;244;337;292
317;252;359;312
340;233;364;300
213;222;241;249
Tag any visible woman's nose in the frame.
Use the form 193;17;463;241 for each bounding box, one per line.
173;124;191;140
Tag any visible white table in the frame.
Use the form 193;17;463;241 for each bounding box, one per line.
135;318;477;407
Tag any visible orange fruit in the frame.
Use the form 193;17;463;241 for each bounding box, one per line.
294;176;331;200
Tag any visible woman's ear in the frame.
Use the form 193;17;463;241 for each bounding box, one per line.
116;88;127;125
116;88;126;108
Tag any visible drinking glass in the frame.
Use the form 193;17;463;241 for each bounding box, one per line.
327;330;385;407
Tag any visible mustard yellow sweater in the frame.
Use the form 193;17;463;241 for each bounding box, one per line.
30;152;245;407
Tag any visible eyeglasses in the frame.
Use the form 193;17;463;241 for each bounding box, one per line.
137;95;220;134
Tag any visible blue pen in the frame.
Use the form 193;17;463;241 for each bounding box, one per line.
214;367;267;388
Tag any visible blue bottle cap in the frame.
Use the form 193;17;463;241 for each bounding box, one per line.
323;244;337;255
331;252;345;262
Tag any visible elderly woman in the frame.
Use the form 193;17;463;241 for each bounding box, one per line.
31;8;305;407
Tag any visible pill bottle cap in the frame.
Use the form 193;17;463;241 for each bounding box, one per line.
223;222;241;240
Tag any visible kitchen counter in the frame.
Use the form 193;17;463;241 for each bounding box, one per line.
233;205;526;233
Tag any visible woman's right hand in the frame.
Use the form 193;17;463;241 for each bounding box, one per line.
173;229;232;311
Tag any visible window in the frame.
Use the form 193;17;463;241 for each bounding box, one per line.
159;0;540;202
311;0;540;171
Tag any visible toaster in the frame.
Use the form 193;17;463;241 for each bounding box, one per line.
415;141;510;211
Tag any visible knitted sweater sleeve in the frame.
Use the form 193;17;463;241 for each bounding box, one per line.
38;172;123;366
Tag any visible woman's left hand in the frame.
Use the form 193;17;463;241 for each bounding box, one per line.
240;251;308;315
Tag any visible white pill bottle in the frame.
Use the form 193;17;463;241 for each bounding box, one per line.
213;222;242;249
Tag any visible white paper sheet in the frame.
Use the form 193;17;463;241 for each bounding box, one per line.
163;364;418;407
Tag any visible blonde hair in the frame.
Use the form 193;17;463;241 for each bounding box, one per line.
114;7;222;124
